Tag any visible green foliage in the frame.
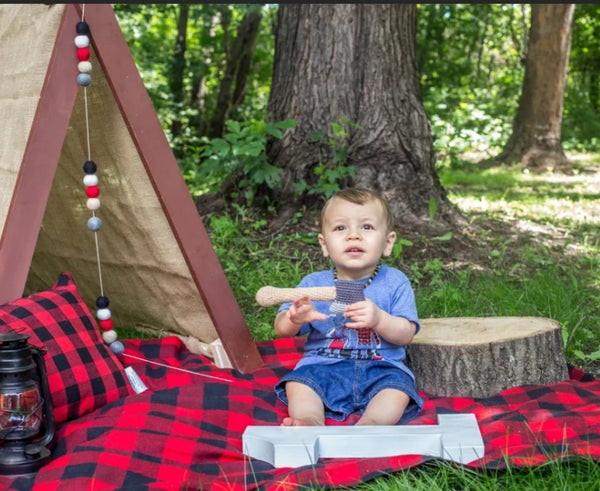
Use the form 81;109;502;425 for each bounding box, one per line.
563;75;600;151
206;209;327;341
417;4;528;161
565;3;600;150
417;3;600;158
115;3;600;192
563;5;600;151
294;118;358;199
391;238;414;261
417;4;529;97
114;4;276;157
426;88;514;165
187;118;296;203
428;196;437;223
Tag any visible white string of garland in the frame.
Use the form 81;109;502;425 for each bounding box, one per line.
75;5;124;356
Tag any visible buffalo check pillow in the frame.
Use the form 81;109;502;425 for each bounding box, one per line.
0;272;133;425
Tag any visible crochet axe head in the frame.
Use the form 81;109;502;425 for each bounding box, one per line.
329;279;365;314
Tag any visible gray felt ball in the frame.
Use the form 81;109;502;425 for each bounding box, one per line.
109;341;125;355
77;73;91;86
87;216;102;231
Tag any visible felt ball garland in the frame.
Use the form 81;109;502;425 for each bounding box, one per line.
75;10;124;356
66;7;235;384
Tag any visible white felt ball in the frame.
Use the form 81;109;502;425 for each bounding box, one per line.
96;308;112;320
78;61;92;73
86;198;101;210
87;216;102;231
83;174;98;186
102;330;118;344
110;341;125;355
74;35;90;48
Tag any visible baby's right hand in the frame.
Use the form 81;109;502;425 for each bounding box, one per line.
287;295;328;325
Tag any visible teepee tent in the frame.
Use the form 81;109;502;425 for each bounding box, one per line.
0;4;262;372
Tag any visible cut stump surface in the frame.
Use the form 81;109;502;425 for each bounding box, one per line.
406;316;569;398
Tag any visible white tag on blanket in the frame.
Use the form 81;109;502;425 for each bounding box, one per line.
125;366;148;394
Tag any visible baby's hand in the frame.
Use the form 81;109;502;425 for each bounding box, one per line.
287;295;328;325
342;299;381;329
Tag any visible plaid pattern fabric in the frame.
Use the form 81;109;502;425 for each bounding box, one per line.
0;272;133;425
0;336;598;490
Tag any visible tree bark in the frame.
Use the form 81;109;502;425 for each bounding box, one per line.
485;4;575;170
267;4;463;235
208;10;262;138
170;4;189;146
406;317;569;398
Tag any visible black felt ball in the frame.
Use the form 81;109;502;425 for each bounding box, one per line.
76;21;89;35
83;160;97;174
96;296;109;308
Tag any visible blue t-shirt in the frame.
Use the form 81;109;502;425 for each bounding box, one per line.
278;264;419;379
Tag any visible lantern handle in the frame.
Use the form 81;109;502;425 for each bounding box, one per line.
30;346;55;448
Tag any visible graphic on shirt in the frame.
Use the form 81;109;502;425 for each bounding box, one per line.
318;316;383;360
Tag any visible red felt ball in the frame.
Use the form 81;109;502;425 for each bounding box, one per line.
85;185;100;198
98;319;114;331
77;47;90;61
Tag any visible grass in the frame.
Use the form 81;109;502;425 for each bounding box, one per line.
202;152;600;489
208;154;600;366
344;457;600;490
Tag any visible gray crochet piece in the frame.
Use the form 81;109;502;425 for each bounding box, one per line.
330;279;365;314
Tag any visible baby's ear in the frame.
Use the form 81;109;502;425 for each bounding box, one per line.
382;231;396;257
318;233;330;257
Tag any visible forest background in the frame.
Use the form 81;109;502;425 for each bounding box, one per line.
111;4;600;378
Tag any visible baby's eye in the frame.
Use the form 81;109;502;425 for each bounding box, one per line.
362;224;374;230
334;225;346;231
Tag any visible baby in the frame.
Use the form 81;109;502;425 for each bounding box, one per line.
274;187;423;426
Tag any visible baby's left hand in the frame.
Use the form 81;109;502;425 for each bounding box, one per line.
342;299;381;330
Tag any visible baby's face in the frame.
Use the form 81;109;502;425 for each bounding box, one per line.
318;197;396;280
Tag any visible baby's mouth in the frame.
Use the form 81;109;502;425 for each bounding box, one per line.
345;247;364;254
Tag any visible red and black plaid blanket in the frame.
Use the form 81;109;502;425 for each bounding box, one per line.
2;336;599;490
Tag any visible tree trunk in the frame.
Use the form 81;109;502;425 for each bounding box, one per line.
267;4;462;235
208;10;262;138
485;4;574;170
170;4;189;148
406;317;569;398
590;71;599;112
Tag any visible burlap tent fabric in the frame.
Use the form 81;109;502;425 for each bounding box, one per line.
1;4;219;347
0;5;62;235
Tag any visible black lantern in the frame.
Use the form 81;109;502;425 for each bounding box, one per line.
0;330;54;475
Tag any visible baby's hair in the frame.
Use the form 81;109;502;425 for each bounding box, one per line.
319;187;395;232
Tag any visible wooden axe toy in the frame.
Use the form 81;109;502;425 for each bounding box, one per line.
255;279;365;314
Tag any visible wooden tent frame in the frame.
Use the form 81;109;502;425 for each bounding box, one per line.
0;4;262;373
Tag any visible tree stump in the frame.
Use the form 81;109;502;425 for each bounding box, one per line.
406;317;569;398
